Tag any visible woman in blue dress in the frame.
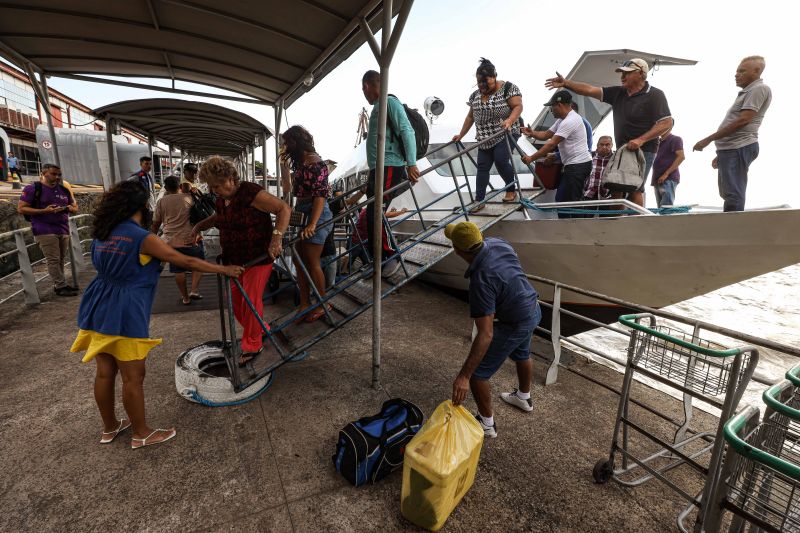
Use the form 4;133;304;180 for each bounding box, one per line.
71;181;244;449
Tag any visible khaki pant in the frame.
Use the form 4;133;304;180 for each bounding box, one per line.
35;234;71;289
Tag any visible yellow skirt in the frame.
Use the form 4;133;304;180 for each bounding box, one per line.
71;329;162;363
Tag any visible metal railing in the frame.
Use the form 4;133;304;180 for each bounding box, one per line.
528;274;800;389
0;213;93;306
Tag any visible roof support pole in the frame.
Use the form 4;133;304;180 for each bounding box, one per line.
168;144;173;178
22;65;61;168
249;144;255;181
39;74;61;168
359;0;414;390
274;102;284;199
261;132;268;190
104;118;116;189
147;135;155;183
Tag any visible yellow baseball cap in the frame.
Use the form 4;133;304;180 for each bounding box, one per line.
444;221;483;252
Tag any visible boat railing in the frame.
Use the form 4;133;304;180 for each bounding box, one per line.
0;213;92;306
526;273;800;389
529;199;656;216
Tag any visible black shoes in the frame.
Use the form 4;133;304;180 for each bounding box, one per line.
55;286;79;297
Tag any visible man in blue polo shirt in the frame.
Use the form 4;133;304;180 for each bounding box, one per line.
447;221;541;438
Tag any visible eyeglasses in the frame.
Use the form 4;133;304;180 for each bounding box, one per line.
620;60;644;72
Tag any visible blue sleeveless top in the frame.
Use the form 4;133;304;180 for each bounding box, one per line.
77;219;161;338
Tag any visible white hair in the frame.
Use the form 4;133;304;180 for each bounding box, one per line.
741;55;766;73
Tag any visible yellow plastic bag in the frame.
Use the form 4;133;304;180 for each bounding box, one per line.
400;400;484;531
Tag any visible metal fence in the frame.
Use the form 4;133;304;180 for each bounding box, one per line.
0;213;92;306
529;274;800;389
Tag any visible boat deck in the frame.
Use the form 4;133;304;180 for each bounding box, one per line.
0;270;718;532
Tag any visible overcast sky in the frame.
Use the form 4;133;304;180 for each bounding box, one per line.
44;0;796;209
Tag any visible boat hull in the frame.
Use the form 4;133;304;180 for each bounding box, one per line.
415;209;800;329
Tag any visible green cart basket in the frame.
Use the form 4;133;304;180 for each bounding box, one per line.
703;365;800;532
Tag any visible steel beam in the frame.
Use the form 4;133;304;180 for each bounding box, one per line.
105;118;116;187
51;73;270;106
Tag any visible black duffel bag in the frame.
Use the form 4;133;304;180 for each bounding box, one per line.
333;398;424;486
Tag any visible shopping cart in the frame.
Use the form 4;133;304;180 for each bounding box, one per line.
592;313;759;532
703;365;800;532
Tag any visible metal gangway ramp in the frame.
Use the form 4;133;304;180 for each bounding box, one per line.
209;131;545;397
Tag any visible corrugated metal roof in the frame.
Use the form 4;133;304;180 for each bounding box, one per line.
93;98;271;156
0;0;407;107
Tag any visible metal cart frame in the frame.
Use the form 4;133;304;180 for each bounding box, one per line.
592;313;759;532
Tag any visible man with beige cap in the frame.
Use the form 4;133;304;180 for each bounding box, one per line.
545;58;673;207
446;221;541;438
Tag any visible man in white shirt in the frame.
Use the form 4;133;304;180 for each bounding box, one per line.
522;90;592;214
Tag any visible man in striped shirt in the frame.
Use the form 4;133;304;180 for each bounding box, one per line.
583;136;614;200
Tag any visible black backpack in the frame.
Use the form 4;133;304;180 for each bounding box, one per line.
23;181;73;222
387;95;430;162
332;398;424;486
189;190;216;225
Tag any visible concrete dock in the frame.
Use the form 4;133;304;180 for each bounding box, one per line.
0;272;719;532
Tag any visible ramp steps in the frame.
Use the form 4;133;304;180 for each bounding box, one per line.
222;187;541;390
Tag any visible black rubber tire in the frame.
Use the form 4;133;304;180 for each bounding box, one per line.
592;459;614;484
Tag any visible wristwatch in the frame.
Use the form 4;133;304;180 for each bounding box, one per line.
272;229;283;237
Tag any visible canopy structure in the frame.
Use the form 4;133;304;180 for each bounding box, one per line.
94;98;271;158
0;0;410;107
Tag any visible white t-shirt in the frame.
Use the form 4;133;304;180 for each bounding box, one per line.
548;110;592;166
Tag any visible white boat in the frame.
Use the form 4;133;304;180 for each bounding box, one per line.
329;50;800;328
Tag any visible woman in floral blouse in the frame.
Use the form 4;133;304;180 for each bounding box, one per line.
281;126;334;322
453;58;524;209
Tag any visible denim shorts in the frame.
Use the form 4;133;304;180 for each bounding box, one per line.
473;302;541;381
295;200;333;246
169;242;206;273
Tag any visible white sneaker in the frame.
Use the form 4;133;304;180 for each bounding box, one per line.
500;389;533;412
381;257;402;278
474;414;497;438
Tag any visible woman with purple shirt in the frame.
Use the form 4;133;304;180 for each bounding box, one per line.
280;126;333;323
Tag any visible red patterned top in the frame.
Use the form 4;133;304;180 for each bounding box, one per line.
214;182;274;266
292;161;331;199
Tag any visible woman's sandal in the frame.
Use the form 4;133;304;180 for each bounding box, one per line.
238;346;263;367
305;304;333;323
180;297;191;306
100;418;132;444
189;292;203;300
131;428;177;450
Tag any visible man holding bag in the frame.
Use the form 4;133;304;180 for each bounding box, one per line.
446;222;541;438
545;58;673;206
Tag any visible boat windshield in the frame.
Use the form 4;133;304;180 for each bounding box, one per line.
426;142;531;178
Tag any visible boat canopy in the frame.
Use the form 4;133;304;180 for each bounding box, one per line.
0;0;410;107
93;98;271;158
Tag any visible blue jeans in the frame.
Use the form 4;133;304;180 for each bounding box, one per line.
654;180;677;207
473;302;542;381
717;143;759;212
476;134;520;201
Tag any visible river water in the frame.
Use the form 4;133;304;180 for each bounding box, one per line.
569;263;800;411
